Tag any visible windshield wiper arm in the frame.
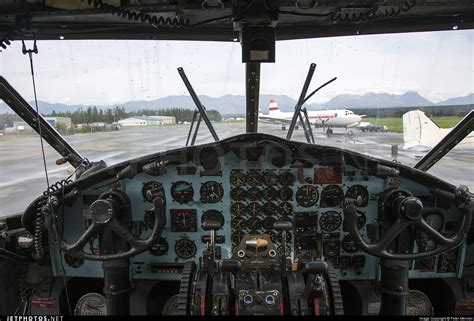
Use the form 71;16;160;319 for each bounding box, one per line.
0;76;85;168
414;110;474;172
286;63;317;143
177;67;219;146
286;63;337;144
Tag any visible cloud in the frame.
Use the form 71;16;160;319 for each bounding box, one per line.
0;30;472;105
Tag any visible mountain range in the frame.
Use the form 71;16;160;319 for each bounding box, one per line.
0;91;472;116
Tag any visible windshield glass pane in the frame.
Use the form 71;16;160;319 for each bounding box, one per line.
0;30;472;217
427;135;474;190
0;105;72;216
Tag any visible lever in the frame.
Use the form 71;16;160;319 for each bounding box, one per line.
273;220;292;231
305;261;328;274
218;259;242;273
245;238;268;249
201;219;222;273
273;220;292;275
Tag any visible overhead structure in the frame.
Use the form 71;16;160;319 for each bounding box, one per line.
1;1;473;43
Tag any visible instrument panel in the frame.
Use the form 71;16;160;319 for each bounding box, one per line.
51;134;466;283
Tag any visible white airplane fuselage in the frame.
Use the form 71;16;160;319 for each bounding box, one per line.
259;108;363;128
402;109;474;150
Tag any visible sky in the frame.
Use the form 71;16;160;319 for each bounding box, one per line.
0;29;472;106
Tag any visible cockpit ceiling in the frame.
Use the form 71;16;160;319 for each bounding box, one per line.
0;1;473;42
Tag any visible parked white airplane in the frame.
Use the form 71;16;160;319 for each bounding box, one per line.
258;99;363;130
402;109;474;150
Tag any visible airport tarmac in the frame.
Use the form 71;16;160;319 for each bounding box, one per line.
0;122;472;216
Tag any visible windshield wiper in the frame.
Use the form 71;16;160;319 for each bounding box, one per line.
177;67;219;146
0;76;85;168
286;63;337;143
414;110;474;172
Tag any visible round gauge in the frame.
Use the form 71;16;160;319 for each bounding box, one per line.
171;210;197;232
247;217;262;231
231;202;246;216
269;231;278;243
175;239;197;259
232;231;245;244
277;202;293;216
356;210;367;229
406;290;434;315
345;185;369;207
320;185;344;207
279;187;293;201
319;211;343;232
278;171;295;186
278;245;292;257
171;181;194;204
342;234;359;253
263;187;278;201
263;172;278;186
200;181;224;203
247;187;262;201
246;202;261;216
323;241;340;257
150;237;169;256
74;293;107;316
201;210;225;228
231;187;247;201
230;171;247;186
64;253;84;268
162;295;180;316
262;202;277;216
142;181;164;203
263;216;276;230
247;171;263;186
232;217;247;230
296;185;319;207
277;231;292;243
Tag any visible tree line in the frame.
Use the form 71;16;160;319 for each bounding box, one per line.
349;104;473;118
48;106;222;124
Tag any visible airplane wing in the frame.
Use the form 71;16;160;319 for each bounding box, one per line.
258;114;294;125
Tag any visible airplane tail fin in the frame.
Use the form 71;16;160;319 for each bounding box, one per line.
402;110;440;149
269;99;282;115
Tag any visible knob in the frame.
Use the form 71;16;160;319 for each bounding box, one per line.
305;261;328;274
218;259;242;273
273;220;292;231
265;295;275;305
90;199;115;224
399;197;424;221
243;294;253;305
202;219;222;231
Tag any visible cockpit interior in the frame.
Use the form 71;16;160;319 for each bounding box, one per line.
0;0;473;317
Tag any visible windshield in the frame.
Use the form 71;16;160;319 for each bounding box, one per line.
0;30;472;216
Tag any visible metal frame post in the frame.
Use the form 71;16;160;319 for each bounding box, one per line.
246;62;261;133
